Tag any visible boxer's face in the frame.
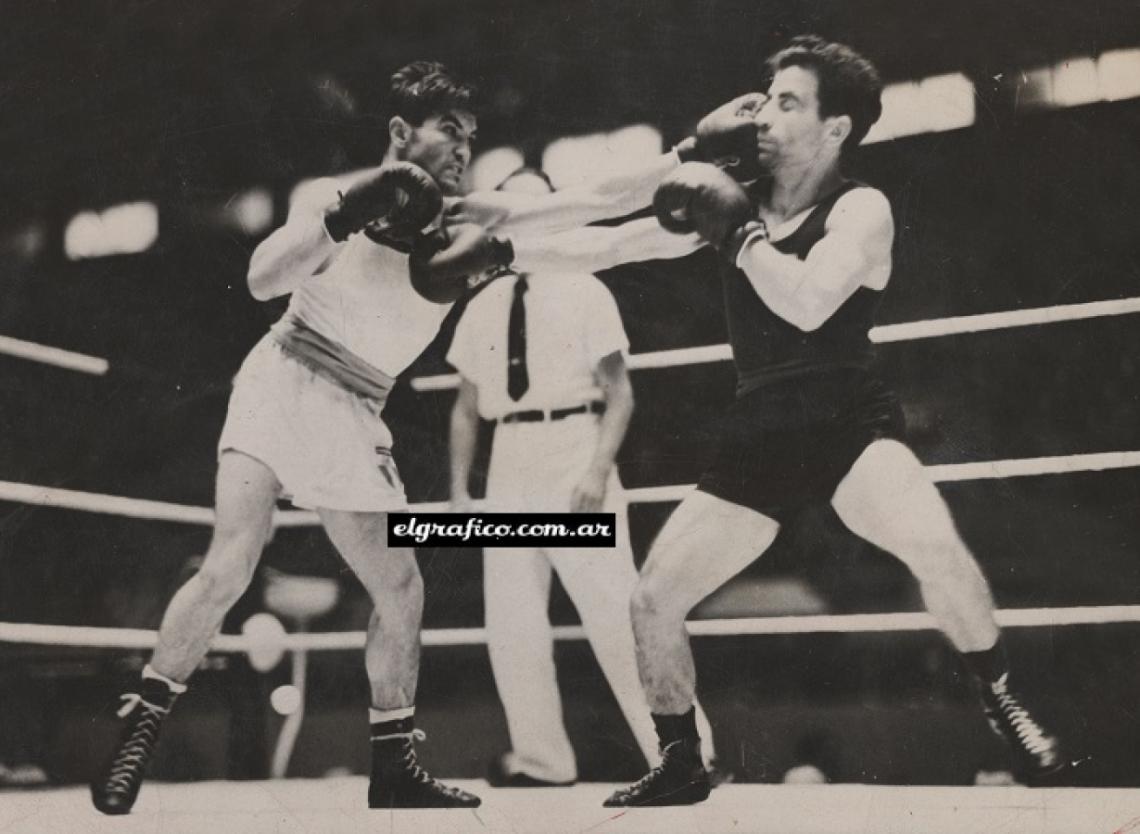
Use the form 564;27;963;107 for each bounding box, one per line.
755;66;848;171
394;109;477;196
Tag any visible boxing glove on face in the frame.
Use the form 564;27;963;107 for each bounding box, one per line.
676;92;770;181
654;162;753;251
324;162;443;243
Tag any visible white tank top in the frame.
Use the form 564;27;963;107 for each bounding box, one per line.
280;232;451;378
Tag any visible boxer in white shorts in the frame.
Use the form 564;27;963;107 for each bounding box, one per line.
91;60;485;813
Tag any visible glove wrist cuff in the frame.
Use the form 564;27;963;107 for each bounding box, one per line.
492;237;515;270
322;201;355;243
724;219;768;261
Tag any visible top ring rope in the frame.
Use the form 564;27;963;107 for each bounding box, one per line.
411;294;1140;391
3;296;1139;382
0;335;110;376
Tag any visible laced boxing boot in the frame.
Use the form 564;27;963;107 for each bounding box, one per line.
91;670;185;815
980;672;1067;786
368;718;481;809
603;737;711;807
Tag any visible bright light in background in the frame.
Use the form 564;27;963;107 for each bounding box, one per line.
270;684;302;716
227;187;274;236
863;82;921;143
1052;56;1100;107
863;45;1140;143
1016;48;1140;110
465;146;525;192
1097;48;1140;102
241;612;286;673
64;201;158;260
919;73;977;133
542;125;663;189
863;73;975;144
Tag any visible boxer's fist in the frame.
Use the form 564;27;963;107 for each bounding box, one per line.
654;162;753;251
677;92;769;181
408;223;514;302
324;162;443;243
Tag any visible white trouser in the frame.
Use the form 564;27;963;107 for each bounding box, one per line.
483;413;715;782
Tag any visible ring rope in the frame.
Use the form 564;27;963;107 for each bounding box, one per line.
2;449;1139;527
3;605;1140;652
0;335;110;376
410;294;1140;391
4;295;1138;383
3;300;1137;645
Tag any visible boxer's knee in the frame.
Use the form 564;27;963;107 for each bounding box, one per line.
194;563;254;611
369;554;423;612
195;531;263;609
631;572;684;627
906;537;984;595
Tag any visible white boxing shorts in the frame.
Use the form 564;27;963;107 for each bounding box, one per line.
217;334;408;512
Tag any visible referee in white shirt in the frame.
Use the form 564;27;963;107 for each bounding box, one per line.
447;168;716;787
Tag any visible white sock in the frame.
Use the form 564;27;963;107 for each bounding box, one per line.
143;664;188;694
369;705;414;724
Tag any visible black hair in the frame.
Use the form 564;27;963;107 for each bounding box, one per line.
767;35;883;153
388;60;478;125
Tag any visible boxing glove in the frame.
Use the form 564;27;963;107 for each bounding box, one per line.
676;92;769;181
324;162;443;243
653;162;753;252
408;223;514;302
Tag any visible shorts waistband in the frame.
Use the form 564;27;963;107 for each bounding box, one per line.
495;401;605;425
270;315;395;403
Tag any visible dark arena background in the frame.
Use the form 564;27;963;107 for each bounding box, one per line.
2;1;1140;831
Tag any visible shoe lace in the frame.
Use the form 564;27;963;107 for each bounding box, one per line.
104;694;169;792
620;741;683;797
383;730;470;798
397;730;429;782
991;676;1053;757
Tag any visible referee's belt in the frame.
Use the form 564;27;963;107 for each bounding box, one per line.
498;401;605;424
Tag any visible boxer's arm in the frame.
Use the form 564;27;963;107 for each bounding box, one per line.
511;217;703;274
572;351;634;514
448;376;481;510
734;188;893;332
247;178;344;301
447;152;682;236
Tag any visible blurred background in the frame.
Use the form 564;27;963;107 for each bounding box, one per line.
1;0;1139;789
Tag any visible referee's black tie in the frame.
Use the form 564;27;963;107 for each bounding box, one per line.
507;275;529;401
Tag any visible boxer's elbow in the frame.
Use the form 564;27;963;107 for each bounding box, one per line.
246;264;275;301
247;263;284;301
247;275;273;302
246;241;287;301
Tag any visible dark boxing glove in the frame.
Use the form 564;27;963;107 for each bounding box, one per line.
323;162;443;243
653;162;753;253
408;223;515;303
675;92;769;181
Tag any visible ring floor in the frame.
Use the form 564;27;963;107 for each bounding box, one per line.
3;779;1137;834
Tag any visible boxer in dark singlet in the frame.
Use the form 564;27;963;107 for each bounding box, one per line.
601;35;1070;806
